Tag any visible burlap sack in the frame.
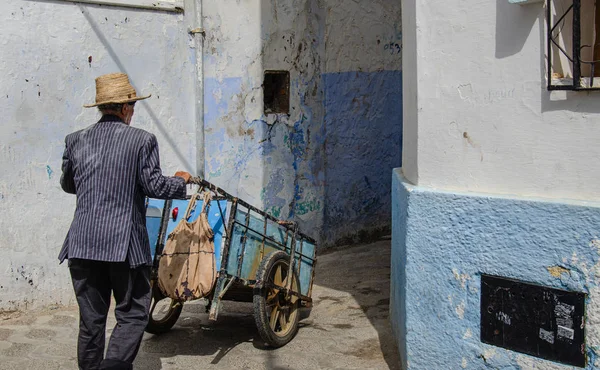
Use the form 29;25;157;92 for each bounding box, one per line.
158;192;217;301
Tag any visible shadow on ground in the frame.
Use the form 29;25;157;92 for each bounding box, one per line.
135;240;399;369
313;239;400;369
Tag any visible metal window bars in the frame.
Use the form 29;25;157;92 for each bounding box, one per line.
547;0;600;90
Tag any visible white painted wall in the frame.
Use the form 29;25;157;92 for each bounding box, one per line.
0;0;197;311
401;0;418;185
402;0;600;201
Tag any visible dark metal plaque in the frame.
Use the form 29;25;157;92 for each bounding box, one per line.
481;274;586;367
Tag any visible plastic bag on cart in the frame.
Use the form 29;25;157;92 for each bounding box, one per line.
158;191;217;301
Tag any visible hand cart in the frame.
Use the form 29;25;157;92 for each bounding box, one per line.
144;178;317;347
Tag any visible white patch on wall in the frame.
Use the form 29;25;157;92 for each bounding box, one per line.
557;325;574;341
452;268;471;289
483;348;497;360
554;302;575;331
456;301;465;319
496;311;511;326
539;328;555;344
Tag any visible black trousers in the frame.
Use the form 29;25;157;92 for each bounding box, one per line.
69;259;151;370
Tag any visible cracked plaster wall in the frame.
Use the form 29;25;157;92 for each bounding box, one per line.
0;0;197;310
203;0;402;245
203;0;326;242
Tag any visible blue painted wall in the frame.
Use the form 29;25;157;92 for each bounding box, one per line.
203;72;402;247
392;169;600;369
323;71;402;244
203;75;325;232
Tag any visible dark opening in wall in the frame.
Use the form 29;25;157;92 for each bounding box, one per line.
263;70;290;114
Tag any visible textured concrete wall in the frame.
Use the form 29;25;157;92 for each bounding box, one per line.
0;0;197;310
203;0;402;245
401;0;600;201
392;169;600;369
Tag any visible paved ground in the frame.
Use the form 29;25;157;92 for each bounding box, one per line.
0;240;399;369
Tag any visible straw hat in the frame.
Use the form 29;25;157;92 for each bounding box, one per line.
84;73;151;108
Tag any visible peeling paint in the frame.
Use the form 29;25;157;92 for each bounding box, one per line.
452;268;471;289
203;0;401;246
547;265;570;278
463;328;472;339
455;301;465;320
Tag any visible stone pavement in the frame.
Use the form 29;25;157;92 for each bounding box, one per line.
0;240;399;369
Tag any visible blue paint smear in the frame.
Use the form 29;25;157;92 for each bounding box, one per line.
203;77;244;179
204;77;242;129
322;71;403;240
46;165;53;179
288;118;309;218
289;120;307;160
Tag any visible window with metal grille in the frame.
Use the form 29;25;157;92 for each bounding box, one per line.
547;0;600;90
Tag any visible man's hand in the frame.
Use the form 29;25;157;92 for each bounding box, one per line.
174;171;192;183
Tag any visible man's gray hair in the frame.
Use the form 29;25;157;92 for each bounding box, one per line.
98;103;124;113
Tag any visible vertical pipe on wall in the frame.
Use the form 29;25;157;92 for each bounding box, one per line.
547;0;552;89
186;0;204;177
573;0;581;88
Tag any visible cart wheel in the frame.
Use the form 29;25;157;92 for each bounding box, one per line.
253;251;301;348
145;281;183;335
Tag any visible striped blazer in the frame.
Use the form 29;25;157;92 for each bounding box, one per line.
59;115;187;267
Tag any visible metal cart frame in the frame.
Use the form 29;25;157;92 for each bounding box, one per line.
145;178;317;347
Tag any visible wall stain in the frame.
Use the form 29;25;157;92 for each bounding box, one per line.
463;132;484;162
463;132;474;146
